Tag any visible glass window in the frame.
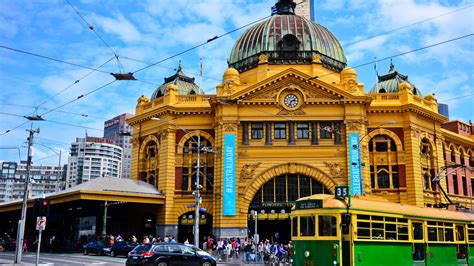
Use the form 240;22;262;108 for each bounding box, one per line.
182;168;189;191
453;174;459;194
292;217;298;237
297;123;309;139
300;176;311;198
300;216;315;236
319;122;332;139
251;123;264;139
377;167;390;188
274;122;287;139
319;216;337;236
287;175;299;201
263;179;274;202
275;176;286;202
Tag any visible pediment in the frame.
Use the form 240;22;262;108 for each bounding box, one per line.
231;68;360;103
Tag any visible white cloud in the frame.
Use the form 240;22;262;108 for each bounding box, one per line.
91;13;142;42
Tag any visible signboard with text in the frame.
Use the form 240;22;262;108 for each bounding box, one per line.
295;199;323;210
223;134;236;216
349;133;362;196
335;185;349;199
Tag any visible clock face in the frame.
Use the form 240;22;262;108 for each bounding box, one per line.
284;94;299;108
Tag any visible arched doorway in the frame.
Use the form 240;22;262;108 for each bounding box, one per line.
248;173;330;244
178;211;213;246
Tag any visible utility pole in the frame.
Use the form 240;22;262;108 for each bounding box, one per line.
15;126;40;263
102;200;108;238
194;136;201;247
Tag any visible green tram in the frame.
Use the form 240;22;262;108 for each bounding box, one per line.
290;194;474;266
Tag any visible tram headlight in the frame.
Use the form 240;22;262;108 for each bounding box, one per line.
304;251;310;257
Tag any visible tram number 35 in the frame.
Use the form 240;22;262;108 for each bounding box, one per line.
335;186;349;199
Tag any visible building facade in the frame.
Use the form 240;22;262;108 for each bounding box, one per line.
104;113;134;178
0;161;63;203
128;0;473;244
66;137;123;187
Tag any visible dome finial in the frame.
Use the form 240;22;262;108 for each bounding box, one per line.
389;59;395;72
275;0;296;15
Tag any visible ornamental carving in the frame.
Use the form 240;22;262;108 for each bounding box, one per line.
346;120;364;131
346;79;358;93
240;162;261;179
411;126;421;138
223;80;235;95
258;54;268;64
323;162;345;179
221;122;237;132
175;157;183;165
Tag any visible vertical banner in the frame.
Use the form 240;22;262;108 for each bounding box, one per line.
223;134;237;216
349;133;363;196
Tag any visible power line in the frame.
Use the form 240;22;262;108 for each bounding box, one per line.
35;137;71;145
440;93;474;102
343;4;474;47
0;45;111;74
0;121;29;136
35;56;115;108
132;15;272;74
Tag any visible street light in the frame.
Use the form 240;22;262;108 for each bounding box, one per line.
150;117;203;247
35;143;63;192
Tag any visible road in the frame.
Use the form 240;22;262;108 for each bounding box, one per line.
0;252;126;265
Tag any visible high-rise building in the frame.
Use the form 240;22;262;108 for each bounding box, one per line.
66;136;123;187
103;113;133;179
0;161;63;203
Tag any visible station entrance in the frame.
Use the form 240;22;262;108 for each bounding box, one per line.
248;173;330;244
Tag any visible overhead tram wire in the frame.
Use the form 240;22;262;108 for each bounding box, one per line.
1;103;108;120
65;0;126;73
39;79;117;117
343;3;474;47
35;56;116;109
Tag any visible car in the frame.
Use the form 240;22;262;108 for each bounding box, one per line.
126;242;216;266
83;240;106;256
104;241;137;257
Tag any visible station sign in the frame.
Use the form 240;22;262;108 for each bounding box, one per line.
335;185;349;199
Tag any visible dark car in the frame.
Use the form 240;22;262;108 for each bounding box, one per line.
104;241;136;257
83;240;106;256
126;243;216;266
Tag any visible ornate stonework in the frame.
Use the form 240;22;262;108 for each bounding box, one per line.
346;120;364;131
240;162;261;179
323;162;345;179
258;54;268;64
221;122;237;132
223;80;235;95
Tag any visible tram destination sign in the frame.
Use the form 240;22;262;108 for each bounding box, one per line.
295;199;323;210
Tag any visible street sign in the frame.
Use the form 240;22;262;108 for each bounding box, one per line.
36;216;46;230
335;185;349;199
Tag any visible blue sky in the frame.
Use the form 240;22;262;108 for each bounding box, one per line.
1;0;473;165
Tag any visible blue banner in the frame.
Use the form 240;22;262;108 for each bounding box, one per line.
223;134;237;216
349;133;363;196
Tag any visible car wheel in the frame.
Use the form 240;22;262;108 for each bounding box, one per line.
110;251;115;257
202;262;212;266
157;262;168;266
83;249;88;255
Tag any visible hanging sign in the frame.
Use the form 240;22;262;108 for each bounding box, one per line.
349;133;362;196
223;134;237;216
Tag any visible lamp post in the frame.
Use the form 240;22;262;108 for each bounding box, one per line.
150;117;203;247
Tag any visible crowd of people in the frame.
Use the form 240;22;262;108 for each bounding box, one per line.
0;233;57;253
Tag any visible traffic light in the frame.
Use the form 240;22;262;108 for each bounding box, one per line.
34;198;51;216
342;213;351;234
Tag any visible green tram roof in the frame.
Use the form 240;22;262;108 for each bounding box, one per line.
293;194;474;223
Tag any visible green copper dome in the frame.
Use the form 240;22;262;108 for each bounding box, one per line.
228;1;347;73
151;64;204;100
370;63;422;96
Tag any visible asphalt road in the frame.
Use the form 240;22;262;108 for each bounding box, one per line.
0;252;126;265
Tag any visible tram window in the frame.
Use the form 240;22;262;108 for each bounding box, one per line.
300;177;311;198
300;216;315;236
357;221;371;239
456;225;465;241
428;227;437;241
398;224;409;240
292;217;298;236
445;228;454;242
385;224;396;240
468;225;474;242
413;223;423;240
318;216;337;237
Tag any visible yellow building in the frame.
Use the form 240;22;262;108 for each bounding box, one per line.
127;0;473;244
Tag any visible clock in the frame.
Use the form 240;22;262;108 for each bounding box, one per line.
284;94;299;108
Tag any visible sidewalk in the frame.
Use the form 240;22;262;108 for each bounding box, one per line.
214;251;265;265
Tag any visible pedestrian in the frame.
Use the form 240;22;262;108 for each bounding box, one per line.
170;237;176;243
143;235;150;244
109;234;115;246
207;236;213;253
184;238;189;245
131;235;137;244
224;240;232;262
217;238;224;261
22;239;27;253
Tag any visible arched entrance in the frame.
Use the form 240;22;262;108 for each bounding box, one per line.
248;173;330;244
178;211;213;246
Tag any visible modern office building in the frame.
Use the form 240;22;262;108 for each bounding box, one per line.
103;113;134;179
66;136;123;187
126;0;473;244
0;161;63;203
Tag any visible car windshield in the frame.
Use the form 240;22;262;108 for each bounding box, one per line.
132;244;152;254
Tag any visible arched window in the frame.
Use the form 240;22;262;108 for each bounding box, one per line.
141;140;159;187
469;151;474;167
181;136;214;191
450;146;456;163
420;138;436;191
369;135;400;190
